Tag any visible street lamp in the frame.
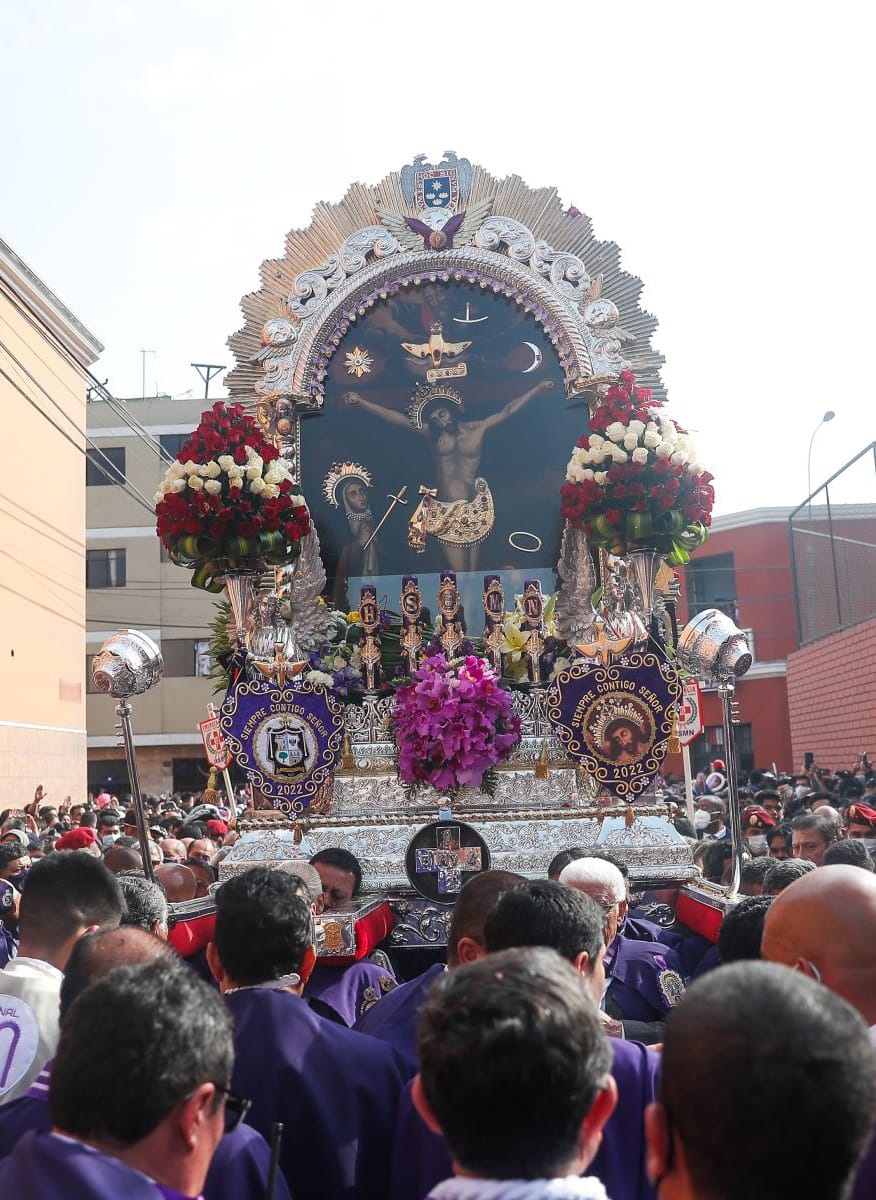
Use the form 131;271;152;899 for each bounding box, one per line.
807;410;836;508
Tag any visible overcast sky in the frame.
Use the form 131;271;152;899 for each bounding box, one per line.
2;0;873;516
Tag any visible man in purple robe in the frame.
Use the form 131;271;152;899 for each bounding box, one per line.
559;857;685;1043
386;877;659;1200
354;870;524;1066
762;865;876;1200
0;956;234;1199
0;926;292;1200
413;947;617;1200
646;961;876;1200
207;867;409;1200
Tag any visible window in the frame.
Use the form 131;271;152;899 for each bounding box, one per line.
162;638;212;677
86;446;126;486
692;723;754;775
160;434;188;458
86;548;126;588
686;552;738;622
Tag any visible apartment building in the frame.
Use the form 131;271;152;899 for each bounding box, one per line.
0;238;102;807
86;394;220;796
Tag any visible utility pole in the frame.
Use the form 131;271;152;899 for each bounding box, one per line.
192;363;225;400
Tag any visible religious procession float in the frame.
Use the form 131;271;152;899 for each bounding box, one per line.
91;154;754;957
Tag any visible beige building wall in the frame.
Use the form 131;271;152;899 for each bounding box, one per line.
86;395;220;796
0;240;102;809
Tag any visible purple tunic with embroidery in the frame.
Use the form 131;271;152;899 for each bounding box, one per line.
353;963;446;1067
305;959;398;1027
0;1130;175;1198
603;931;685;1042
0;1064;293;1200
226;987;409;1200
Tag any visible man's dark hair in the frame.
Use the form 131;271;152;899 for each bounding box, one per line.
660;961;876;1200
824;839;875;871
51;959;232;1144
446;869;524;966
718;896;772;963
701;840;733;883
546;847;587;881
767;823;792;849
418;947;611;1179
740;857;773;892
0;844;26;871
19;853;123;948
118;875;169;931
214;867;312;985
177;821;207;840
60;925;175;1020
80;810;97;829
96;810;121;831
114;835;140;850
791;812;840;847
763;858;817;894
756;789;781;806
484;880;604;966
309;847;362;895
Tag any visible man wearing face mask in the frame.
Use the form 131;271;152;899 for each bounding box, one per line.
694;794;728;840
740;805;776;856
96;809;121;850
846;803;876;855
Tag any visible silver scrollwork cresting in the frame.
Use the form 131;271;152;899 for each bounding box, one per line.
473;217;536;261
288;257;347;318
531;241;591;303
339;226;401;274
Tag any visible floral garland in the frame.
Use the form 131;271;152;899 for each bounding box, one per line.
560;371;714;563
393;655;521;793
155;402;311;590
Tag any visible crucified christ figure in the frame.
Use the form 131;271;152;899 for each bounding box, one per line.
342;379;553;571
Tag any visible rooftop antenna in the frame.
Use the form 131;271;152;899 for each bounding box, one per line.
140;350;156;399
192;363;225;400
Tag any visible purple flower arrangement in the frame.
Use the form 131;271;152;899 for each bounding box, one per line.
393;654;521;793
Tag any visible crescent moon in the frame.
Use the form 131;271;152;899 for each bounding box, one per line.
521;341;543;374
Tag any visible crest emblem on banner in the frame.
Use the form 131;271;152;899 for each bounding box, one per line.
546;653;681;799
219;678;344;815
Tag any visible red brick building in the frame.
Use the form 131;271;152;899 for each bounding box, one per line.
661;499;876;780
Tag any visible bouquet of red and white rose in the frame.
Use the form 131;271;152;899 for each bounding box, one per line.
560;370;714;564
155;402;310;590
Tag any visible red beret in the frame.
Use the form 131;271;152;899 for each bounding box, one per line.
206;819;228;836
55;827;97;851
847;803;876;828
741;805;777;829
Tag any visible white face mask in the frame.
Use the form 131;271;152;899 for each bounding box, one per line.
747;834;768;856
694;810;712;832
795;786;811;800
861;838;876;854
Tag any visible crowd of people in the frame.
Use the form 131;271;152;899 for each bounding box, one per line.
1;756;876;1198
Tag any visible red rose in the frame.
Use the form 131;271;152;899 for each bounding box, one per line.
233;445;247;464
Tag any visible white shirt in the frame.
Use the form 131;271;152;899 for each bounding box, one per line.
0;956;63;1105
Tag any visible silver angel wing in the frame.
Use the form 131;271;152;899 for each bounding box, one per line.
400;339;431;359
377;208;425;253
451;197;494;248
279;527;332;651
554;522;598;643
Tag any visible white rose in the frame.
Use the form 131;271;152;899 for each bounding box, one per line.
581;469;595;480
332;655;346;670
153;490;165;505
264;468;282;485
188;476;203;491
205;461;222;478
627;419;646;437
656;442;673;459
645;421;659;433
204;479;222;495
566;465;585;483
623;433;639;452
263;484;280;499
594;471;607;485
228;477;242;492
217;455;235;471
671;450;689;467
249;477;266;494
227;465;243;480
632;447;649;464
605;421;626;443
588;434;605;451
289;494;305;507
576;448;592;465
245;463;263;481
643;430;661;449
590;443;610;464
690;462;705;476
305;670;334;689
171;478;187;493
167;461;186;480
612;448;628;464
184;461;201;476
